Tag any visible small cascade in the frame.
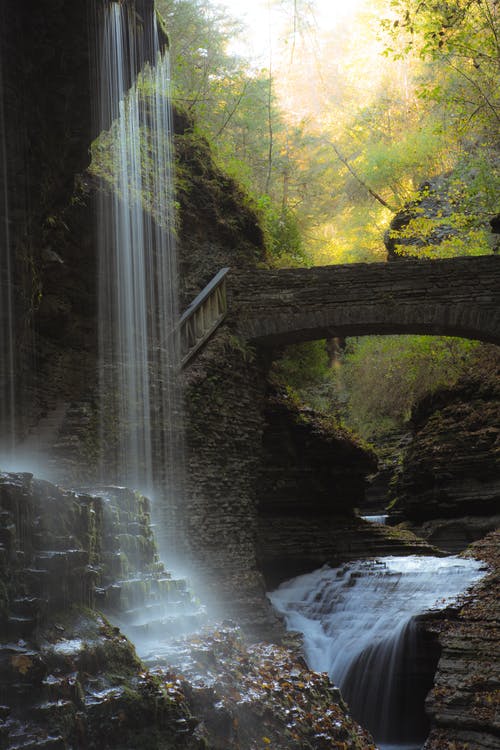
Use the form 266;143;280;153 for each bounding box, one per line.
0;472;205;748
94;2;184;554
269;555;485;748
0;472;203;645
83;486;205;651
362;513;388;524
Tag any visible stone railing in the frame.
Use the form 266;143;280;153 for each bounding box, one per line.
180;267;230;367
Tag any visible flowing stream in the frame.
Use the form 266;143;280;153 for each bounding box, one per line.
94;2;183;554
269;555;485;749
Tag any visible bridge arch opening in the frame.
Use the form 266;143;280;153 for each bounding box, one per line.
267;332;488;442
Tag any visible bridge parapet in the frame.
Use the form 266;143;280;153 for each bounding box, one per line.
230;256;500;346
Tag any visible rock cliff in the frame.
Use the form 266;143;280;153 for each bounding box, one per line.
390;347;500;551
0;472;202;749
424;530;500;750
256;392;440;588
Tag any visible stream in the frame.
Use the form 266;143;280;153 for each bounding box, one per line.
269;555;485;749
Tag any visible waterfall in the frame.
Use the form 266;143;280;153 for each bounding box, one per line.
362;514;388;524
269;555;485;748
0;50;16;461
94;2;183;555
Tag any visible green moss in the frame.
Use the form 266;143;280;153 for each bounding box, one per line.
225;334;256;363
154;10;170;50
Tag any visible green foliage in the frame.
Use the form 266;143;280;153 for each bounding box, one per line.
338;335;479;438
270;340;344;418
156;0;309;266
255;195;309;266
387;146;500;258
272;341;331;392
381;0;500;131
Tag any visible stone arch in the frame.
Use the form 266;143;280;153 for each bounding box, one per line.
233;256;500;347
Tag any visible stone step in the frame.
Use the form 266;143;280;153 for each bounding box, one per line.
11;596;47;617
6;614;38;638
0;645;44;677
33;699;75;726
122;609;206;639
4;729;66;750
33;550;89;573
40;673;81;705
120;596;196;622
95;575;192;614
32;533;78;552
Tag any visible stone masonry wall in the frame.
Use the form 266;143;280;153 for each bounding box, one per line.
182;330;279;637
231;257;500;347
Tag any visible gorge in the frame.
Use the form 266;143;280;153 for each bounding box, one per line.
0;1;499;750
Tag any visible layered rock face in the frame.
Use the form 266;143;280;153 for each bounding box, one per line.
424;531;500;750
182;330;276;637
256;393;440;588
391;350;500;551
0;472;202;749
0;0;167;448
173;115;266;307
0;473;197;639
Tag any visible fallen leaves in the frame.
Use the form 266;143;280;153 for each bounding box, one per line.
11;654;33;675
154;624;376;750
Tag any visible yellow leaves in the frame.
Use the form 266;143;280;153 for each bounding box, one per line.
11;654;33;675
262;737;271;745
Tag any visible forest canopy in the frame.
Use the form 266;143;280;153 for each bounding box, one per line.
157;0;499;438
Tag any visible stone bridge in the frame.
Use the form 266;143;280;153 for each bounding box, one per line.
229;256;500;347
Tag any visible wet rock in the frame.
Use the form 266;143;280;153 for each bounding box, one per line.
0;610;201;750
155;624;376;750
423;531;500;750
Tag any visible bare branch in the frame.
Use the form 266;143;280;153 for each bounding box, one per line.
329;142;398;212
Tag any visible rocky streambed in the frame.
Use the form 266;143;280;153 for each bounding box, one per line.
0;471;376;750
144;625;376;750
0;470;497;750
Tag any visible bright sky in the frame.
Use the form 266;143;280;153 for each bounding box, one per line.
221;0;367;61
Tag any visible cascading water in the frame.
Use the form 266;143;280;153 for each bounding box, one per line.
0;50;15;461
269;555;485;749
94;1;184;555
362;514;388;525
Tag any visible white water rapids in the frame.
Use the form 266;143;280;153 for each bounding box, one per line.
269;555;485;748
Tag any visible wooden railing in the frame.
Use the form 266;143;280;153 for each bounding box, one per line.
179;267;230;367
